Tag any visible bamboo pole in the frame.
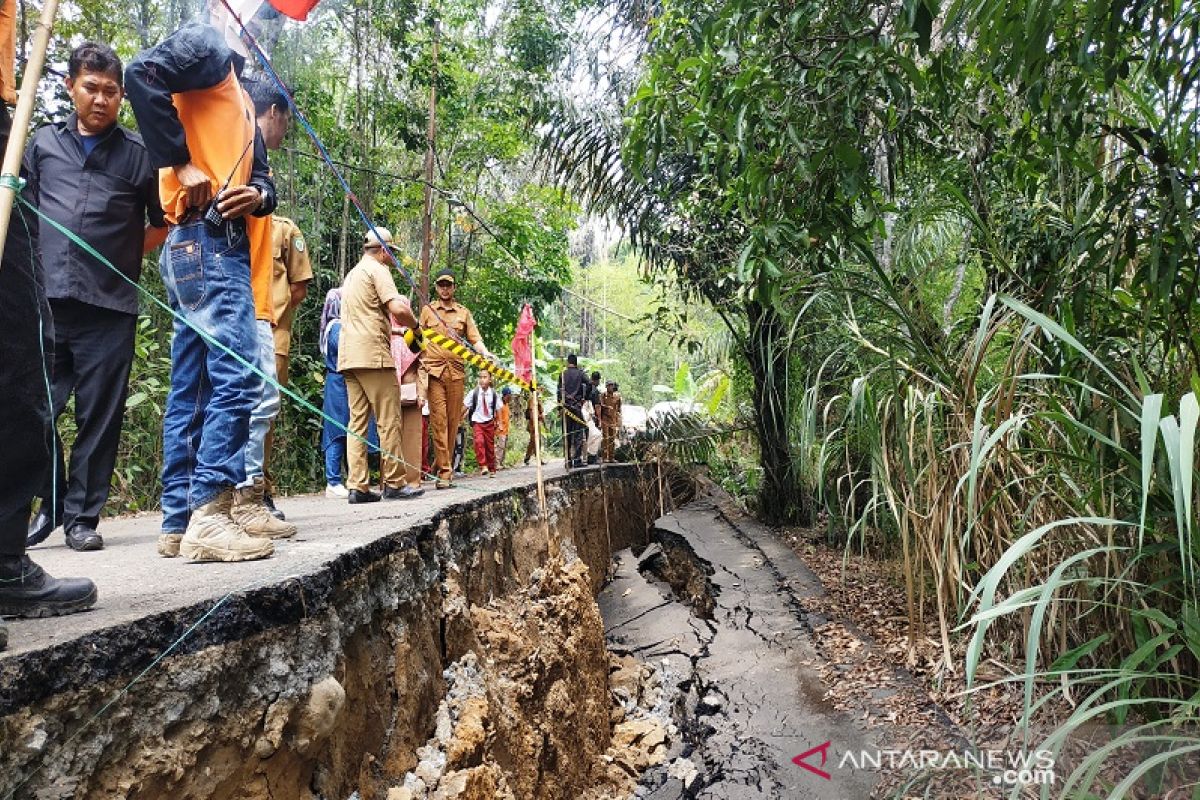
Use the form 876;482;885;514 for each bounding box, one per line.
0;0;58;265
530;329;556;559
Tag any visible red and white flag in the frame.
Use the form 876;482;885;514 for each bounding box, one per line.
215;0;322;28
511;304;537;384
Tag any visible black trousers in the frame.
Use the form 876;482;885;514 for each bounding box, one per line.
38;299;136;532
565;406;586;464
0;191;52;557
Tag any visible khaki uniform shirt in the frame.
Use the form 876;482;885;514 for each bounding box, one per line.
418;299;483;380
601;390;622;428
270;216;314;357
337;255;407;371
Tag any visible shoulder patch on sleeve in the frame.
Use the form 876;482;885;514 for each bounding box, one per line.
293;236;306;252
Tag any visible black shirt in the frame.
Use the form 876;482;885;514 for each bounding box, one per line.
22;114;165;316
558;365;588;409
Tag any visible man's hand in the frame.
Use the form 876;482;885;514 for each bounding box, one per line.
173;162;214;209
289;281;309;309
217;185;263;220
387;297;418;328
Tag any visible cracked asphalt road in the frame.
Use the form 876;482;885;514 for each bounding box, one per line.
600;495;881;798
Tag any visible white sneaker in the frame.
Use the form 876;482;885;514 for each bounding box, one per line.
325;483;350;498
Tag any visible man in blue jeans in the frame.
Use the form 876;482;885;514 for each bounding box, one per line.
126;18;279;562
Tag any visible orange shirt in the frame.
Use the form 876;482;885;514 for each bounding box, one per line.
158;67;254;226
497;402;510;435
159;67;273;321
247;213;273;322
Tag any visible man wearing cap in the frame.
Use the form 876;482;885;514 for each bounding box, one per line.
601;380;622;462
337;229;419;503
419;269;491;489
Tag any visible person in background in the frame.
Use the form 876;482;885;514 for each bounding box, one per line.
419;268;491;489
226;75;295;540
601;379;623;462
524;390;545;466
557;354;588;469
125;15;279;562
590;370;604;429
318;288;379;497
0;109;98;652
495;387;512;469
421;399;433;474
390;311;426;497
463;372;499;476
24;42;167;553
337;228;418;503
583;391;602;466
453;420;467;476
261;213;312;517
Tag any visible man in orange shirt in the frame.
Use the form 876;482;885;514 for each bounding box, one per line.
126;15;281;562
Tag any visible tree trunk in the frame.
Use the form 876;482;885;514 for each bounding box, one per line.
745;300;811;526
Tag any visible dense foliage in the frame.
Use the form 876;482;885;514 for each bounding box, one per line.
545;0;1200;791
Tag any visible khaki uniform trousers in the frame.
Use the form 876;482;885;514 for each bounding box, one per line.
345;367;404;491
427;372;465;481
602;425;618;461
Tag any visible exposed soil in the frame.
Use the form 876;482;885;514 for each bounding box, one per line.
385;557;674;800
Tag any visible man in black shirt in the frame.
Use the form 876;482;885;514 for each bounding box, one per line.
557;353;588;469
24;43;167;552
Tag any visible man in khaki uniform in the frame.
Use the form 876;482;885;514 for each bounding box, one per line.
600;380;622;461
262;215;312;516
419;268;491;489
337;228;419;503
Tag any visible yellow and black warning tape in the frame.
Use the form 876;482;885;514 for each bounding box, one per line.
395;327;533;392
397;327;590;429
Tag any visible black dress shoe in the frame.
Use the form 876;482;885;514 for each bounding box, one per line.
348;489;381;504
26;507;59;548
0;556;97;619
65;524;104;552
263;493;286;520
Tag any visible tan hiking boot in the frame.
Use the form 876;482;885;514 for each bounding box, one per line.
179;489;275;563
158;532;183;558
232;477;297;539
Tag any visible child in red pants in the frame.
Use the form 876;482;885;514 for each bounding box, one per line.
463;372;499;475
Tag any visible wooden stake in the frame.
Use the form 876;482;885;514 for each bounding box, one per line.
530;330;556;559
0;0;58;265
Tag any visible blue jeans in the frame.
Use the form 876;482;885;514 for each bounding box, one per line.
324;437;345;486
238;319;279;488
158;220;258;533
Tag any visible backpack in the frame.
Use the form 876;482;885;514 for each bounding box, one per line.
466;388;494;420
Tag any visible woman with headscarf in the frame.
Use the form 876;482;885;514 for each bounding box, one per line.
320;288;379;496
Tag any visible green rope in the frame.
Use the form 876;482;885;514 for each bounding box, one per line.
1;593;234;800
15;194;497;490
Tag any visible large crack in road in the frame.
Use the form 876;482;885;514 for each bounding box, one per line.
599;491;882;799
